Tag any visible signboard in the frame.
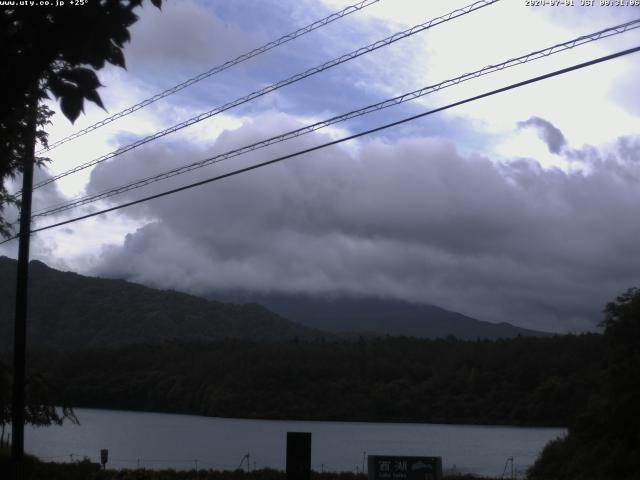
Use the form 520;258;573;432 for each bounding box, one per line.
368;456;442;480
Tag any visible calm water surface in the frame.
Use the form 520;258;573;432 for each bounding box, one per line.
25;408;564;478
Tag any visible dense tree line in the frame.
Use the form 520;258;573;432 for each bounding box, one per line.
0;453;492;480
529;288;640;480
0;257;321;352
20;334;604;427
0;361;76;447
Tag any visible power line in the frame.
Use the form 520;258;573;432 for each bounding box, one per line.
36;0;382;154
29;18;640;218
2;44;637;246
22;0;499;195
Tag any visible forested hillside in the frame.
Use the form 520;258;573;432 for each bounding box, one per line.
24;334;603;427
529;288;640;480
212;292;551;339
1;257;552;350
0;257;322;350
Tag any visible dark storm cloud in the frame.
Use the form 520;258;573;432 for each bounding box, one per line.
31;168;71;213
616;136;640;163
118;0;437;135
124;0;254;75
0;168;69;257
517;116;567;154
86;112;640;333
1;167;68;225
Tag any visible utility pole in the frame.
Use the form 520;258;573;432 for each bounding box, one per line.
11;89;38;480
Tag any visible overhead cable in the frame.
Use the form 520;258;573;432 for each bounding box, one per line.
23;0;499;194
37;0;382;154
30;18;640;218
1;44;636;245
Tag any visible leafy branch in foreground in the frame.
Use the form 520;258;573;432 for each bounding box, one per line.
0;361;77;447
529;287;640;480
0;0;163;237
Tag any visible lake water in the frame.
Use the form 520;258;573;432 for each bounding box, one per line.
25;408;564;478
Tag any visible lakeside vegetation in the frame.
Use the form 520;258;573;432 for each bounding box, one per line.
22;333;604;427
2;288;638;479
0;450;498;480
528;288;640;480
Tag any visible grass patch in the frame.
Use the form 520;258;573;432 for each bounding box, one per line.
0;453;501;480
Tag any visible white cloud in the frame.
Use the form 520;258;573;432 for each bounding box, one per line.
126;0;255;72
4;0;639;335
75;113;640;333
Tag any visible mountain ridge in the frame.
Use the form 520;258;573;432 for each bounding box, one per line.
0;256;551;351
209;291;552;340
0;256;322;350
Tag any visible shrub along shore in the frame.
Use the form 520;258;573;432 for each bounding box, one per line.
0;451;498;480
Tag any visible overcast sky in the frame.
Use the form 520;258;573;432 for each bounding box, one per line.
3;0;640;333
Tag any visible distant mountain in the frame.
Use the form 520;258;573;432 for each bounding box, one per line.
0;257;323;351
210;291;552;340
0;256;550;352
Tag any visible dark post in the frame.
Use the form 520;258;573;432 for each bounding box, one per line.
10;90;38;480
100;449;109;470
286;432;311;480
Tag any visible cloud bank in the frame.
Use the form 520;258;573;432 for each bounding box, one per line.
80;112;640;333
517;117;567;154
5;0;639;337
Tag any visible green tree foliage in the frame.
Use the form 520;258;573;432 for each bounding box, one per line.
0;0;162;237
26;334;603;427
0;361;77;448
528;288;640;480
0;258;322;351
0;460;500;480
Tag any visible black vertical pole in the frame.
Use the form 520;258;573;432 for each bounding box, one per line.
286;432;311;480
11;91;38;480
